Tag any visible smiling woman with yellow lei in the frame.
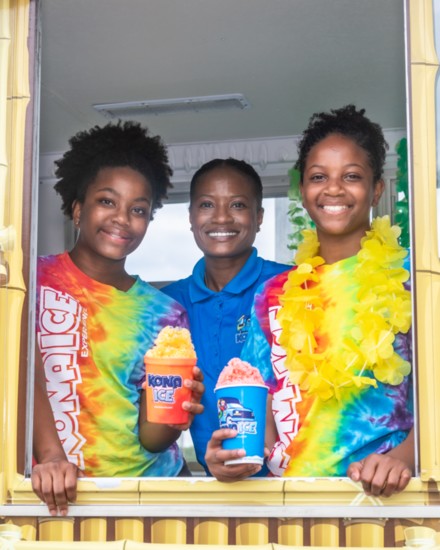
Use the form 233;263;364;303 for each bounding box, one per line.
276;215;412;476
209;105;415;497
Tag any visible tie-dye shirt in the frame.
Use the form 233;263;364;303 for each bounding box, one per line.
241;255;413;477
36;252;187;477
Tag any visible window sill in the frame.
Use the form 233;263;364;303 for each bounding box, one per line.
6;476;440;517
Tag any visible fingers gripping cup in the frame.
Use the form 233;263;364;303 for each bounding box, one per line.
215;358;268;465
144;326;197;424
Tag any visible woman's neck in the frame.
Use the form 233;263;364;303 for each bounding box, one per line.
317;228;368;264
68;248;134;291
203;251;252;292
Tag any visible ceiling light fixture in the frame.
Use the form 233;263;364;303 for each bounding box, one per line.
93;93;250;118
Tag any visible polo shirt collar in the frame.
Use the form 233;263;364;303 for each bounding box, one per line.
188;248;262;303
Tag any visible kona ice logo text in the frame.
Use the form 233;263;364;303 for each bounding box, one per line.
235;421;257;434
148;374;182;403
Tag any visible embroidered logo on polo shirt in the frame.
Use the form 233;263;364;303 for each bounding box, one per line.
235;314;251;343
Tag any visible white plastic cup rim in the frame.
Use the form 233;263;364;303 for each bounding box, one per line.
215;383;268;390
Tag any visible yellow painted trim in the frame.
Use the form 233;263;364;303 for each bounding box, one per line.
5;545;406;550
6;0;29;291
410;64;439;271
407;0;440;480
344;520;386;548
114;519;144;543
9;475;439;508
6;518;37;542
0;0;29;509
275;520;304;546
139;478;284;506
194;518;229;545
38;518;74;542
151;519;187;544
0;0;11;227
310;519;339;547
283;477;436;506
15;543;125;550
236;520;269;545
408;0;438;64
0;290;25;498
414;271;440;479
11;476;143;505
79;518;108;542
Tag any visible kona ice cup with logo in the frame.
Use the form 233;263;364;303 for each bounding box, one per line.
215;357;268;465
144;326;197;424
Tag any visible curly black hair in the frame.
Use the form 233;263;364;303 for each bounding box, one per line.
190;158;263;209
295;105;388;182
54;120;173;219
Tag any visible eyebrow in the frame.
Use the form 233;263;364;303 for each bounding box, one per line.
307;163;366;170
196;193;250;199
95;187;151;203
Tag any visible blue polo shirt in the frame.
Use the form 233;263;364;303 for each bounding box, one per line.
162;248;290;474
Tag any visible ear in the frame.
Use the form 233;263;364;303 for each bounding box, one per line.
255;207;264;233
72;200;82;227
372;179;385;207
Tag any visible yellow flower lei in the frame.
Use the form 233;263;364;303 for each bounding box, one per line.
277;216;412;401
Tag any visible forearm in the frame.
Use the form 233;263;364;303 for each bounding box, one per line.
33;352;67;463
32;385;79;516
139;422;181;453
385;426;415;473
265;394;277;450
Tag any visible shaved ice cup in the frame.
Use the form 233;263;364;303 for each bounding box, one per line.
215;383;268;465
145;357;196;424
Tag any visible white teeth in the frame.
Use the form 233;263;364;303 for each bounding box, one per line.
322;205;348;212
208;232;237;237
106;231;128;239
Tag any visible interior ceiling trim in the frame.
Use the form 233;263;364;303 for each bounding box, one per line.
39;130;406;200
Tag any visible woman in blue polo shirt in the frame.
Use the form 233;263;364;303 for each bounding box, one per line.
162;158;290;474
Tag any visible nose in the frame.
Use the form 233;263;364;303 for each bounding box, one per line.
212;204;233;223
324;175;344;195
112;206;130;226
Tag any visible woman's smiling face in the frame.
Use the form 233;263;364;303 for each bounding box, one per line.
189;166;264;261
301;133;384;245
72;166;152;264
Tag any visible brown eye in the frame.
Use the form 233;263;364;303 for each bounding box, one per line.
99;198;114;206
132;207;148;216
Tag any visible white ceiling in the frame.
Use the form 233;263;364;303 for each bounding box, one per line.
39;0;407;156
